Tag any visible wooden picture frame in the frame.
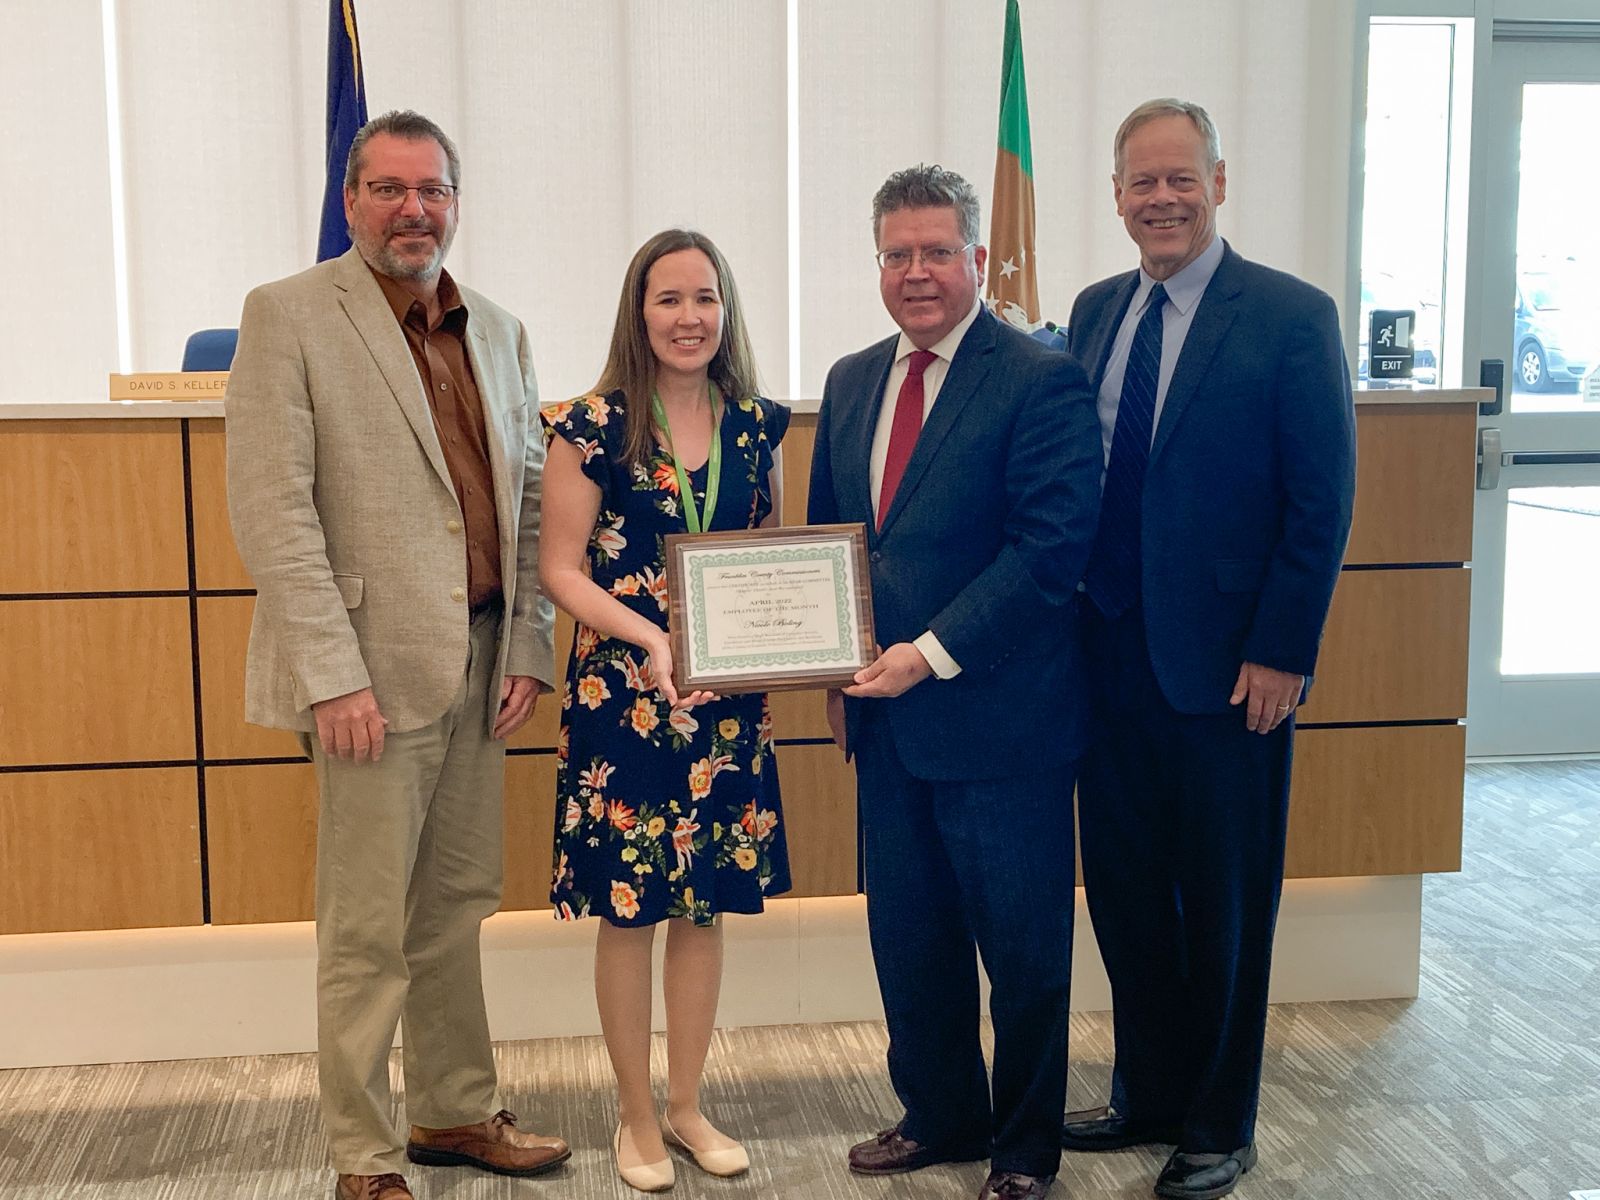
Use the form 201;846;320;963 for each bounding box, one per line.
664;523;876;695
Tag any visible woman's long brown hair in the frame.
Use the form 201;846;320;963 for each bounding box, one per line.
592;228;763;469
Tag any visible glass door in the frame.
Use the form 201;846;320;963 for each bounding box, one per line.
1467;30;1600;756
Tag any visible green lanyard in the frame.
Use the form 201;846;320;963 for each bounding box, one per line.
651;384;723;534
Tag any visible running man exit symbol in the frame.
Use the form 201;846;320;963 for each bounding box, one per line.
1369;309;1415;380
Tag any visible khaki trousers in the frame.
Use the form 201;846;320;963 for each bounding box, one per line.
310;607;506;1176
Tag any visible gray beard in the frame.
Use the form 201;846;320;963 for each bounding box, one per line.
349;224;452;281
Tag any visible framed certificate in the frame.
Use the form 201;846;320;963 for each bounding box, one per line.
664;523;876;695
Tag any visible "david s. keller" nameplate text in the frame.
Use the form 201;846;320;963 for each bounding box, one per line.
108;372;229;401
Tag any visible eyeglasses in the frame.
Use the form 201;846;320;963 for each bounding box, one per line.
875;242;975;272
361;181;459;210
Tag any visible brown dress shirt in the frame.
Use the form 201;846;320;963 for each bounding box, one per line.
371;267;503;609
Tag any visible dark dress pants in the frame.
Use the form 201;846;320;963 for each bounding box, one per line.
854;704;1076;1179
1077;605;1292;1153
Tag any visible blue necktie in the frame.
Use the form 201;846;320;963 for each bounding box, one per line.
1084;282;1167;620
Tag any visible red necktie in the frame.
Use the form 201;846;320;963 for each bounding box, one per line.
877;349;937;527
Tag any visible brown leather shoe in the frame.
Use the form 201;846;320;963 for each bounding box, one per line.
847;1126;988;1175
333;1174;412;1200
406;1109;571;1177
979;1169;1056;1199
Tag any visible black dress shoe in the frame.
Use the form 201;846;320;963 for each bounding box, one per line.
978;1169;1055;1199
847;1126;988;1175
1154;1144;1257;1199
1060;1105;1181;1151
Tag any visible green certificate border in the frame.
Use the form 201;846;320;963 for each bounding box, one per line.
685;544;857;673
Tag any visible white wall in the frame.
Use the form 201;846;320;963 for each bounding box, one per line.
3;0;1357;406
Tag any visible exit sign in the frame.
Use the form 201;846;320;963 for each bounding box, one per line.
1369;309;1416;380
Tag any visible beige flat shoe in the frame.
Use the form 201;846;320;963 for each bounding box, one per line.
614;1124;675;1192
661;1114;750;1178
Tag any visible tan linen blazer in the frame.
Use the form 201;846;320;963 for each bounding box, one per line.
226;248;556;734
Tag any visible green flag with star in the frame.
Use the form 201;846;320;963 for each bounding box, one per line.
985;0;1040;330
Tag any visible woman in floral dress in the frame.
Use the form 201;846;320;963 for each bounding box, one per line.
538;229;789;1191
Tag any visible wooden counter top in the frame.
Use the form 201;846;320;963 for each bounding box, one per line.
1353;386;1489;407
0;385;1489;423
0;401;225;420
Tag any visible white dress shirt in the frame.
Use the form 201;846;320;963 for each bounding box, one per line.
869;298;984;680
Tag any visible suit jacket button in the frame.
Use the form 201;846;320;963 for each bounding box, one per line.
870;551;882;563
451;587;466;602
447;519;462;533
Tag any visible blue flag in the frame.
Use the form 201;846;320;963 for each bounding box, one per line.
317;0;368;262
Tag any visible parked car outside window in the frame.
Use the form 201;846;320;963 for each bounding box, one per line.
1514;267;1599;392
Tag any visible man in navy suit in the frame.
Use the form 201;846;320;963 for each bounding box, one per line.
808;165;1102;1200
1059;100;1356;1199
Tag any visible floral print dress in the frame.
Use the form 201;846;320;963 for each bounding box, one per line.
542;389;792;926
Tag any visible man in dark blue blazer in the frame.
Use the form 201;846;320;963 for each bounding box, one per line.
808;165;1102;1200
1059;100;1356;1200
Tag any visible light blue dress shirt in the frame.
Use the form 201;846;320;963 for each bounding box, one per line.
1095;234;1226;467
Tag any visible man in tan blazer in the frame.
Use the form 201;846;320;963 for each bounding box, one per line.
227;110;566;1200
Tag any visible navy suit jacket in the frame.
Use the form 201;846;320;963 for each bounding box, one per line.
807;307;1102;781
1067;242;1357;714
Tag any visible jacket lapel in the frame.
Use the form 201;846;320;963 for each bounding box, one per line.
332;250;455;498
1087;273;1140;388
1150;243;1244;465
464;322;520;528
877;309;997;537
842;338;897;536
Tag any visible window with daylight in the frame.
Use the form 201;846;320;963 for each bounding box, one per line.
1355;17;1472;390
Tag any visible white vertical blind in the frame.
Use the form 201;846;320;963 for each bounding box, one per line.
412;0;791;403
3;0;121;401
801;0;1357;398
0;0;1354;407
620;2;790;401
114;0;325;375
799;0;1005;398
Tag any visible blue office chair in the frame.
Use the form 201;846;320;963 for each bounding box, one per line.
182;328;239;371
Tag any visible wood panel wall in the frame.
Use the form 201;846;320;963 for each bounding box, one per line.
1284;399;1475;878
0;400;1474;933
0;420;204;934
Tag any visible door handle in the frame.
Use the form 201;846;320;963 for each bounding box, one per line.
1477;427;1502;490
1501;450;1600;466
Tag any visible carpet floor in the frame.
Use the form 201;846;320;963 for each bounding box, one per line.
1;760;1596;1199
